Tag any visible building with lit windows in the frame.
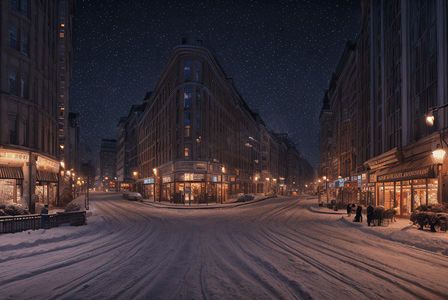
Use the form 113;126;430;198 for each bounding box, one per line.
118;35;310;204
0;0;74;212
319;0;448;216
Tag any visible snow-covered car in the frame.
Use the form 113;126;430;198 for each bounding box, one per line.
122;191;130;199
127;192;142;201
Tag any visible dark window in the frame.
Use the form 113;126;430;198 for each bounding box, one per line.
9;70;17;95
9;24;18;50
11;0;19;10
196;61;201;81
181;37;187;44
196;87;201;110
21;0;28;18
22;35;28;56
184;60;191;80
184;86;192;109
21;76;28;98
9;115;17;144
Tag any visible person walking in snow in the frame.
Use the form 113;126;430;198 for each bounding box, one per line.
347;203;352;217
353;205;363;222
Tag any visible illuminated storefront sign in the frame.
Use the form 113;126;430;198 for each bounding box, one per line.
144;178;155;184
377;167;431;182
36;156;59;173
0;151;28;165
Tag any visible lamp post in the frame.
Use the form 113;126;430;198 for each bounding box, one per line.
431;148;446;203
426;104;448;204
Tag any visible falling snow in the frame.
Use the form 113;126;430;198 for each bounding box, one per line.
70;0;361;167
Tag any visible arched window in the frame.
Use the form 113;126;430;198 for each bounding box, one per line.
184;60;191;80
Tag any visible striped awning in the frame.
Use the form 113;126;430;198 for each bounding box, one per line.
36;170;58;182
0;166;24;179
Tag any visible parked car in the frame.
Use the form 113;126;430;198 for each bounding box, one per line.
122;191;130;199
127;192;143;202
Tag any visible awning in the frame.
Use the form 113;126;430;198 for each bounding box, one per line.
36;170;58;182
0;166;24;179
377;155;434;182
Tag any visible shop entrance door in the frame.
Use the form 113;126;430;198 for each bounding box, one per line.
185;183;191;205
402;184;411;216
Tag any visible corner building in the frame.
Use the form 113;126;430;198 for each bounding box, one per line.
137;36;296;203
319;0;448;216
0;0;74;212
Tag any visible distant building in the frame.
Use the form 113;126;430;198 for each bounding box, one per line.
100;139;117;191
118;35;310;203
116;96;148;191
319;1;448;215
0;0;74;212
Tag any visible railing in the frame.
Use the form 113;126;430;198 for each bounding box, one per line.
0;211;86;234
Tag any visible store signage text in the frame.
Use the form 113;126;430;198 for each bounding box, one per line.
378;168;430;182
0;152;28;164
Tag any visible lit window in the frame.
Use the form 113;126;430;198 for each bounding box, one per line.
185;147;189;157
184;60;191;80
60;29;65;38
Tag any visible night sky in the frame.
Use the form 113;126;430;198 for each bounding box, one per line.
71;0;361;168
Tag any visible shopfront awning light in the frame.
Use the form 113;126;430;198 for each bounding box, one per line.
432;148;446;164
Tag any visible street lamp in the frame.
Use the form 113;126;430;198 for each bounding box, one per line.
426;103;448;203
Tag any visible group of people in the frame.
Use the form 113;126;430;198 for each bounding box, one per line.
347;204;375;225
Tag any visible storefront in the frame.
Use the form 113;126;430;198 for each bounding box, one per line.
370;156;437;216
0;150;28;205
35;155;60;207
0;166;23;204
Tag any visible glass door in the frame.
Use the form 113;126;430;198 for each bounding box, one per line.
384;182;394;209
412;179;426;211
395;182;401;216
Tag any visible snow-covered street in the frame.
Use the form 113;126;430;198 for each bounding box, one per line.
1;192;448;300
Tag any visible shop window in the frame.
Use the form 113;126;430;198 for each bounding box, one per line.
9;24;18;51
184;60;191;80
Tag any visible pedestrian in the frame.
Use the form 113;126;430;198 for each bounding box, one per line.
353;205;363;222
347;203;352;217
367;205;374;226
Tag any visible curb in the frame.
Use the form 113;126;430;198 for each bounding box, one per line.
140;196;274;210
308;205;346;215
